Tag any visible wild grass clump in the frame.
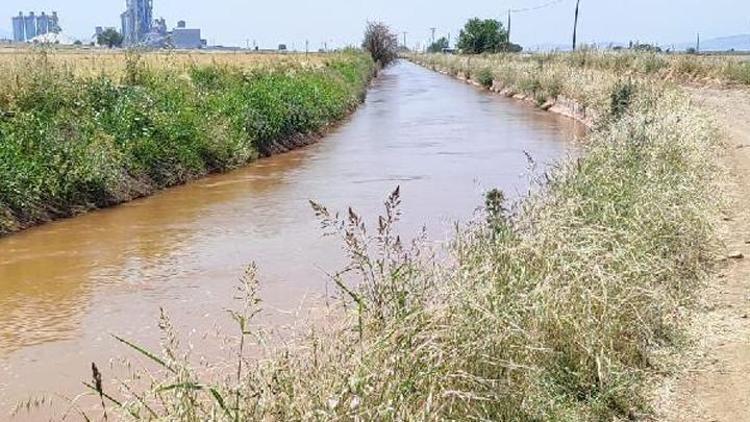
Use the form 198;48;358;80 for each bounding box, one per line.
0;51;375;234
476;67;495;88
723;61;750;85
50;52;723;421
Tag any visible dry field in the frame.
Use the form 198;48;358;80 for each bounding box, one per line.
0;45;334;79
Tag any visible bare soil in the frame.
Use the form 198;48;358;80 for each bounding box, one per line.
659;87;750;421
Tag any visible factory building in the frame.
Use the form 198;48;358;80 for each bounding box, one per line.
94;0;206;49
121;0;153;45
12;13;24;42
172;21;202;49
37;12;49;35
11;11;61;42
49;12;61;33
23;13;37;40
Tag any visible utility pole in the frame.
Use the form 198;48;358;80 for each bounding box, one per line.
448;32;451;48
402;31;407;48
696;32;701;53
507;10;512;44
572;0;581;51
305;39;309;56
430;27;436;44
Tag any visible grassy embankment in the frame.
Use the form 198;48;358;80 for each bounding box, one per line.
67;52;723;421
420;50;750;87
0;49;375;235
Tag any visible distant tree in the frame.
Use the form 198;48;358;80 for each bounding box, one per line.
73;40;82;46
631;42;662;53
500;42;523;53
427;37;450;53
97;28;123;48
362;21;399;66
457;18;508;54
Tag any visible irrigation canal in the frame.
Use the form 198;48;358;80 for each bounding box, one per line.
0;60;583;414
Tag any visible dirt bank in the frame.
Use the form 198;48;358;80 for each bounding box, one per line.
445;69;595;128
658;86;750;421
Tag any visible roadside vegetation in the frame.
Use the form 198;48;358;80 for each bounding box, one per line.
0;50;374;235
417;49;750;87
55;51;724;420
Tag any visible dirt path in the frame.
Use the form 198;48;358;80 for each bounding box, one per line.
660;87;750;421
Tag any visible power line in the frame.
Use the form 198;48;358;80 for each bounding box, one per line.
508;0;567;14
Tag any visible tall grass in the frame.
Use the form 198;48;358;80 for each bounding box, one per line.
0;50;375;235
34;52;722;420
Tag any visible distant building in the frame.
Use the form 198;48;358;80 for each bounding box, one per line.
172;26;201;49
23;12;36;40
121;0;153;45
12;12;24;42
37;12;49;36
49;12;61;33
118;0;203;49
11;11;62;42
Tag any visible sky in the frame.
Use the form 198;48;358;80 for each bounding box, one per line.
2;0;749;49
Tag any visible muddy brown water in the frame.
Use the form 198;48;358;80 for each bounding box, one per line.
0;61;583;417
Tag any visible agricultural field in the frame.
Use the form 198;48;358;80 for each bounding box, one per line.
0;45;337;79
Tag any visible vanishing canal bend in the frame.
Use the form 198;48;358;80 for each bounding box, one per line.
0;61;582;410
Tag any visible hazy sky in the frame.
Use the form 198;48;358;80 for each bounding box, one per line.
2;0;749;49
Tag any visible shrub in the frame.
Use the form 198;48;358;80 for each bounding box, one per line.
475;67;494;88
362;21;398;66
610;79;636;118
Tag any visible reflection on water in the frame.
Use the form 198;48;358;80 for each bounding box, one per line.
0;61;584;412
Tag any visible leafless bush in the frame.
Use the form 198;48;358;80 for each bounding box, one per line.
362;21;399;67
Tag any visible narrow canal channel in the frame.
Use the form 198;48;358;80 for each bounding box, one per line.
0;60;583;413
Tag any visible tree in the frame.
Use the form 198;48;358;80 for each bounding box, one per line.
362;21;399;66
427;37;450;53
457;18;508;54
97;28;124;48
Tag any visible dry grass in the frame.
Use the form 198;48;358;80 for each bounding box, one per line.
0;45;333;80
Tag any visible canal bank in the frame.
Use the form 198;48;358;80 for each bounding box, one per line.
0;52;375;237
